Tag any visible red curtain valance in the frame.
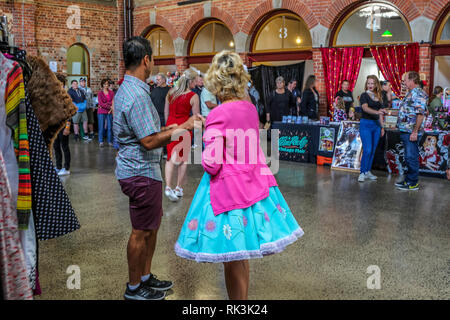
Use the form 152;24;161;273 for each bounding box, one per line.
370;43;420;97
321;47;364;116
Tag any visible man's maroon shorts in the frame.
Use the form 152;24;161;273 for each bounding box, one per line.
119;176;163;231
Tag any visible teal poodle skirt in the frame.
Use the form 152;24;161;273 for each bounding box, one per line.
175;173;304;263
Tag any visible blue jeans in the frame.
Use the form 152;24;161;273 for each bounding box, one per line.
400;133;420;185
360;118;381;174
98;113;112;143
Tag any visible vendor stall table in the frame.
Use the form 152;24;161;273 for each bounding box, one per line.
272;121;449;179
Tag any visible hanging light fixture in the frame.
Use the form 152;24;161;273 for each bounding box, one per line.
381;30;393;37
295;36;301;44
229;41;235;48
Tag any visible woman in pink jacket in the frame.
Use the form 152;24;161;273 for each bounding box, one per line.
97;79;115;147
175;51;303;300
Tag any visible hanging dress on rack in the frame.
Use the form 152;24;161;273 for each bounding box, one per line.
13;49;81;241
0;53;33;300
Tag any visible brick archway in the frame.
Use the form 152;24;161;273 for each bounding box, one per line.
322;0;421;30
241;0;319;35
179;6;240;41
423;0;449;22
135;14;178;40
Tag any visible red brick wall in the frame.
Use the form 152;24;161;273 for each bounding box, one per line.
1;0;122;92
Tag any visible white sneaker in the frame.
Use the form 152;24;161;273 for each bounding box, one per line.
366;171;377;180
174;186;183;198
358;173;366;182
165;187;179;202
58;168;70;176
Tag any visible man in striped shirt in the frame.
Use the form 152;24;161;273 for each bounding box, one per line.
114;36;204;300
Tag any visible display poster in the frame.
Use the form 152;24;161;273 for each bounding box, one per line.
331;121;362;171
318;127;335;152
385;131;450;178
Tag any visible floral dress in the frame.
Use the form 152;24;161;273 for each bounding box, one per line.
174;173;303;263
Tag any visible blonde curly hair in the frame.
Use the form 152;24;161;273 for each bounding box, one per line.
204;51;250;102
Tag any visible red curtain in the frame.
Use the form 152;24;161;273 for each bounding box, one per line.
370;43;420;97
321;47;364;116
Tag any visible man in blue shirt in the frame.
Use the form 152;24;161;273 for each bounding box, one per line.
68;80;91;141
114;36;204;300
395;71;428;191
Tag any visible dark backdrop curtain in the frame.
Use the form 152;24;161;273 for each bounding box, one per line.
249;62;305;114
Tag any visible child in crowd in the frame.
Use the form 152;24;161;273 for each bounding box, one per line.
333;96;348;122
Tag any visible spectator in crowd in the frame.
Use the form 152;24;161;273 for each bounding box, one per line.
266;76;295;124
53;73;71;176
287;79;301;115
166;72;174;87
151;73;171;128
200;84;217;117
68;79;91;142
97;79;115;147
428;86;447;130
381;80;394;109
79;78;95;140
358;75;385;182
248;80;264;127
300;75;319;120
164;68;200;202
335;80;354;115
192;74;203;96
396;71;428;191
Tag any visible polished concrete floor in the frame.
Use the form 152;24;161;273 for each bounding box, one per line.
36;139;450;300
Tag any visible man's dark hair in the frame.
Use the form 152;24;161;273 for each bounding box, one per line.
123;36;153;70
71;80;78;84
289;79;297;84
342;79;349;83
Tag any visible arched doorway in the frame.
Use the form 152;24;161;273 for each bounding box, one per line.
187;20;235;74
144;26;176;81
248;11;313;87
331;2;412;100
67;43;90;87
431;4;450;93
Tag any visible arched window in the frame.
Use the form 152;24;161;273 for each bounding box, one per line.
190;21;235;55
145;27;175;57
334;3;411;46
67;43;90;85
436;12;450;44
252;13;312;52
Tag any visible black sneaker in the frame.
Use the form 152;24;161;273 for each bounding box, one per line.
74;134;80;142
142;274;173;291
124;283;165;301
89;133;94;140
395;181;407;187
397;183;419;191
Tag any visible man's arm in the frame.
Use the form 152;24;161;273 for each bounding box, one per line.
139;115;204;150
205;101;217;110
410;114;425;142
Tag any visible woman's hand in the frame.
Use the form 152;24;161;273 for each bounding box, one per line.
381;127;385;137
63;127;70;136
